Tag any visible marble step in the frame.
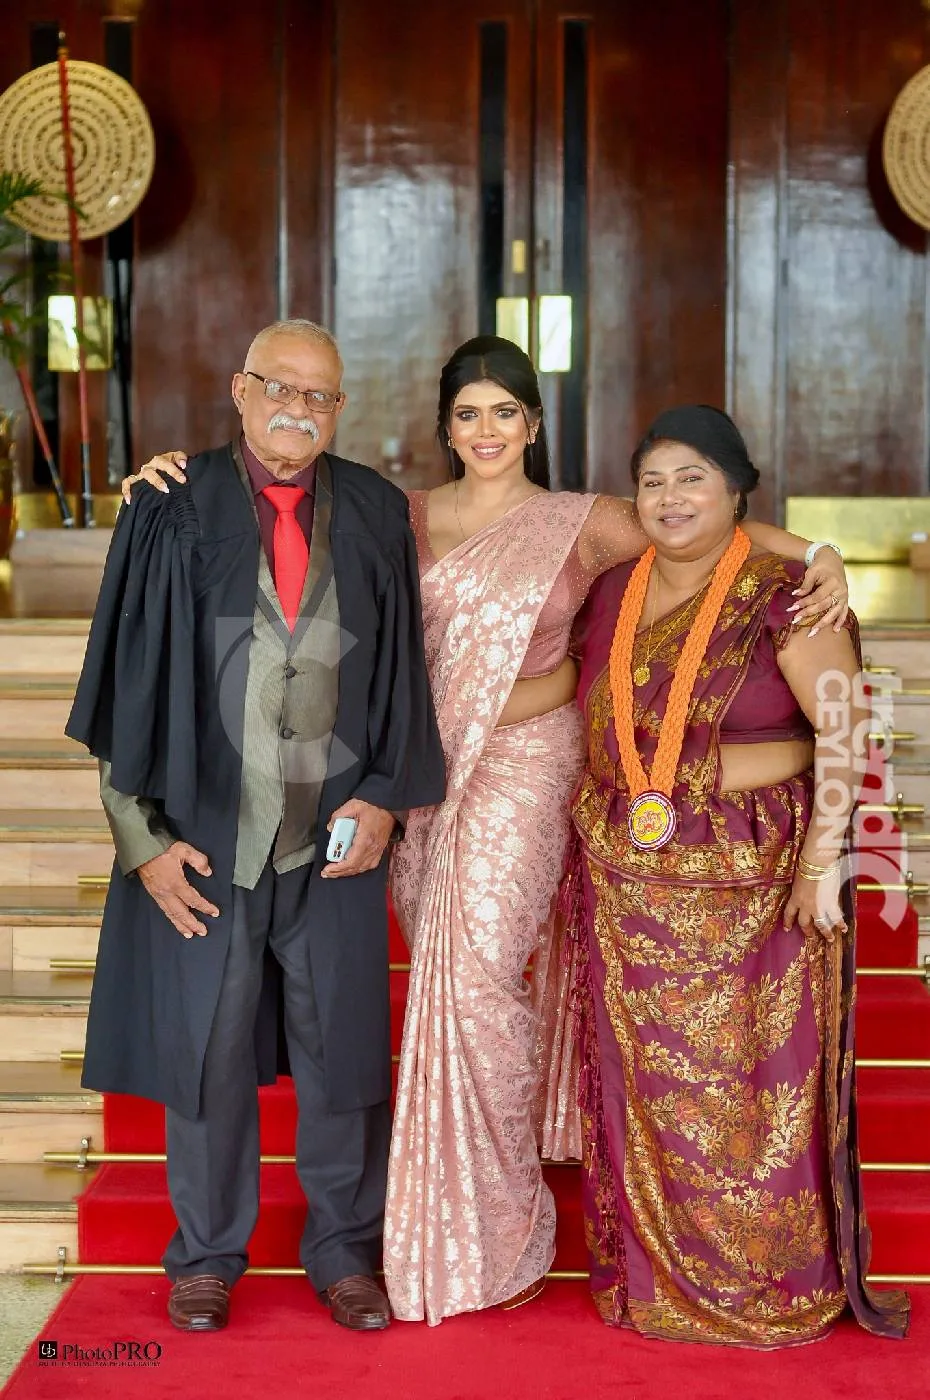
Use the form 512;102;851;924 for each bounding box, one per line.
889;684;930;748
0;1162;83;1271
0;621;88;679
0;742;98;811
901;835;930;897
861;630;930;682
0;886;104;975
0;1062;100;1164
0;812;112;887
0;972;92;1063
0;680;75;741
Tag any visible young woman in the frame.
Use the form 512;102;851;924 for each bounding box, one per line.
122;331;850;1327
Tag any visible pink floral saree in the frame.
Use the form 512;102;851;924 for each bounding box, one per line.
567;552;909;1347
385;490;594;1324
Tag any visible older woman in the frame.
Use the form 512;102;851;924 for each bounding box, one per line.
567;405;909;1347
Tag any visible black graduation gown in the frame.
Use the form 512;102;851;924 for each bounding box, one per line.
66;444;445;1119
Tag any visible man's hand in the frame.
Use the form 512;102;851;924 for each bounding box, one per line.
321;800;396;880
137;841;219;938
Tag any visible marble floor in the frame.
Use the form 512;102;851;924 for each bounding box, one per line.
0;1275;66;1383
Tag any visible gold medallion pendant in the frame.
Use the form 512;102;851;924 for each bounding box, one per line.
628;791;677;851
633;664;651;687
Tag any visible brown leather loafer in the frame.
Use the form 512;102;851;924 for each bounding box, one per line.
321;1274;392;1331
167;1274;230;1332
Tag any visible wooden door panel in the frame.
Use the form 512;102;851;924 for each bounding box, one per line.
133;0;287;458
332;0;532;480
783;0;929;499
535;0;729;494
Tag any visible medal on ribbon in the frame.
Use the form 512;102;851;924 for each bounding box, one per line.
608;528;752;853
627;791;677;851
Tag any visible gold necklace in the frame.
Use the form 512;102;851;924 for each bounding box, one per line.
633;573;661;687
453;479;537;544
453;478;467;542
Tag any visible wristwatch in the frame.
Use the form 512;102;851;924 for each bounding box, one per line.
804;541;843;569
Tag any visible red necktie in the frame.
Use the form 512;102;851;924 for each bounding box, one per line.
261;485;309;632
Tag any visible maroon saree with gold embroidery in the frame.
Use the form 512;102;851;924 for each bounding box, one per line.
568;551;909;1347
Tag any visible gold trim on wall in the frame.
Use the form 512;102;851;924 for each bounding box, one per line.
784;498;930;564
14;494;122;530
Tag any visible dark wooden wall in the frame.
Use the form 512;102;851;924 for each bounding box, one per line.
2;0;929;511
729;0;930;519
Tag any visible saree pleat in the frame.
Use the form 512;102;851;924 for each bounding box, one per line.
385;491;595;1325
568;553;909;1347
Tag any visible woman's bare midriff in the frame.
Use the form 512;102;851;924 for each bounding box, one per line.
497;656;579;727
718;738;814;792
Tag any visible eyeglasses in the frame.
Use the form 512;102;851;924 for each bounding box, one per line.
245;371;344;414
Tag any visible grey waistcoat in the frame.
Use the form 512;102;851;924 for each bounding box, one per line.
232;446;341;889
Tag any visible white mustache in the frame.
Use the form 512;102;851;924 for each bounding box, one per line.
268;413;320;440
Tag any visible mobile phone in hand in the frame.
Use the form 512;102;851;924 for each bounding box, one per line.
326;817;358;863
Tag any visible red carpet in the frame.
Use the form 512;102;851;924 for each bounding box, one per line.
86;877;929;1279
76;1161;588;1270
2;1279;926;1400
70;868;930;1288
4;791;924;1397
70;1157;928;1278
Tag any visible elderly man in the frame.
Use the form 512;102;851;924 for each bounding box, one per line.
67;320;445;1333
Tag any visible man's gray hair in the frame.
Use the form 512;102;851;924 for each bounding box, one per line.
244;320;343;372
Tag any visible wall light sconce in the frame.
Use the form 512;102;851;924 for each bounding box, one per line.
47;295;114;372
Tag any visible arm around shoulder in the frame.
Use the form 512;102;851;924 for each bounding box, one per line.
577;494;649;575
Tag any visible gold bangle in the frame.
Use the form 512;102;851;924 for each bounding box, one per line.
798;867;838;883
798;856;840;874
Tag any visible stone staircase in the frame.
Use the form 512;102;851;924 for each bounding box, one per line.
0;618;928;1280
0;622;104;1270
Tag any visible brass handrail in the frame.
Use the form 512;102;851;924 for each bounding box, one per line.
857;1059;930;1068
860;1163;930;1172
59;1049;405;1066
856;967;928;975
42;1148;930;1171
858;796;924;819
859;876;929;896
18;1261;927;1284
50;958;414;974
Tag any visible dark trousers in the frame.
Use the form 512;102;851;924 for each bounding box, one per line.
161;860;391;1292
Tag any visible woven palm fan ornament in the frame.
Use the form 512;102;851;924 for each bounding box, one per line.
883;64;930;231
0;40;155;525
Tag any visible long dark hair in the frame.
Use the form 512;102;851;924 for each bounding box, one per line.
436;336;551;488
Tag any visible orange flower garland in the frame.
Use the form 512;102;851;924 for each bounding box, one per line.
609;527;752;847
